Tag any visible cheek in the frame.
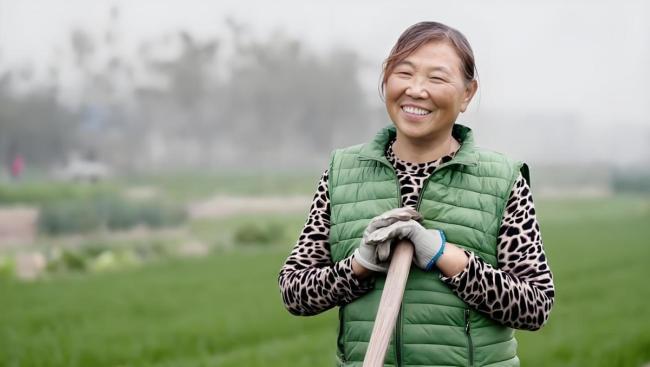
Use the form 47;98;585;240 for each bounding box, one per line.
429;86;462;109
385;77;405;102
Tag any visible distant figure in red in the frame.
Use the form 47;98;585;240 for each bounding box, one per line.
10;154;25;180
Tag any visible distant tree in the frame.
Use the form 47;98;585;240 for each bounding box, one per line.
0;72;77;169
0;14;373;172
222;27;371;166
140;31;221;167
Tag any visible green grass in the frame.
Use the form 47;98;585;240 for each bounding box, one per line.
0;181;119;205
515;195;650;366
0;249;337;367
1;195;649;366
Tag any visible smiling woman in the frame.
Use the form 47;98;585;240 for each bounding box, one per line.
382;27;477;163
385;41;477;164
279;21;554;367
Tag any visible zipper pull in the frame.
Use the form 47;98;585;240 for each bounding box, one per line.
464;309;471;334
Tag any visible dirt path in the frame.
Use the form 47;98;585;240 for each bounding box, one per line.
188;195;312;219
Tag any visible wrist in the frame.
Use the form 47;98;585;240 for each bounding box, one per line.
425;230;446;271
436;243;470;278
351;257;374;279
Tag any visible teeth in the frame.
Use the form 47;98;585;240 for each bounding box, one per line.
402;106;430;115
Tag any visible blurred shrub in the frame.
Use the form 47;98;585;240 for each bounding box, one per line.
135;239;174;260
611;170;650;193
43;239;174;275
61;249;86;271
38;201;102;234
45;248;90;273
138;202;186;228
38;194;186;235
233;220;293;245
89;249;139;273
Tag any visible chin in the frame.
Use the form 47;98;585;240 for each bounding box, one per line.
394;121;438;141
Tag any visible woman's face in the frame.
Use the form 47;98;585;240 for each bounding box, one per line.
384;41;477;143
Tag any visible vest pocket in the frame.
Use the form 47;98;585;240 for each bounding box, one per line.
465;308;475;367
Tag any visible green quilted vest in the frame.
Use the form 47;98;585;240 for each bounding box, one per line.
328;123;529;367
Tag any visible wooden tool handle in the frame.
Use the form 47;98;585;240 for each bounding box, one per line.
362;239;413;367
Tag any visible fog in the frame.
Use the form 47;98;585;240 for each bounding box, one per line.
1;0;648;179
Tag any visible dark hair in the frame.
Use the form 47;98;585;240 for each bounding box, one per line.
380;21;477;98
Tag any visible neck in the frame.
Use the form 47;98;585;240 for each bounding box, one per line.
392;129;459;164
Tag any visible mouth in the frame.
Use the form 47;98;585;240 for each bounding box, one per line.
401;105;432;118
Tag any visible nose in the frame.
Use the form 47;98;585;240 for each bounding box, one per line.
404;76;428;99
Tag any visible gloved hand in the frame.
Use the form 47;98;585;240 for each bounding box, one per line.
353;207;422;273
365;219;446;271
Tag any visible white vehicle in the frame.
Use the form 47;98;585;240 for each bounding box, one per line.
55;156;111;182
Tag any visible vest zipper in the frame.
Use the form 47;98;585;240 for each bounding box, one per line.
395;306;402;366
370;157;440;367
403;162;455;367
394;174;403;367
364;156;405;366
464;308;474;367
389;179;430;367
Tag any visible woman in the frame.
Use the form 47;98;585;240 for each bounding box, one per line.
279;21;554;366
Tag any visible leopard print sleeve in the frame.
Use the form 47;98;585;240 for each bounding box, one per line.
439;172;555;330
278;169;375;316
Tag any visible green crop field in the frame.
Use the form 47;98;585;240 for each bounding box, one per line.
1;195;649;367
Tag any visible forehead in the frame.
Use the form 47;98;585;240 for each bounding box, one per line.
396;41;463;74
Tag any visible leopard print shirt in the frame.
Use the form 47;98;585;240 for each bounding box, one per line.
278;138;555;330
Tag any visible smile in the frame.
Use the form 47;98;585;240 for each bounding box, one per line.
401;105;431;116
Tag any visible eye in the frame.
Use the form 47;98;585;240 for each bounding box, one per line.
429;76;445;82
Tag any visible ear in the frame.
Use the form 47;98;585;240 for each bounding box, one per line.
460;79;478;112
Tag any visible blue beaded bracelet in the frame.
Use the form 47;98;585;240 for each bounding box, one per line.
425;230;446;271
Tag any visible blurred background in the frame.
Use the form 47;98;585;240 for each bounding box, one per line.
0;0;648;366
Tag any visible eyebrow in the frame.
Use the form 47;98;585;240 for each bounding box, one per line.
395;60;451;73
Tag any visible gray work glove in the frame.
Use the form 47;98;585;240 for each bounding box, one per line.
353;207;422;273
365;219;446;271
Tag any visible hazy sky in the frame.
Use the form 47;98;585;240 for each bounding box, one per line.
1;0;649;129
